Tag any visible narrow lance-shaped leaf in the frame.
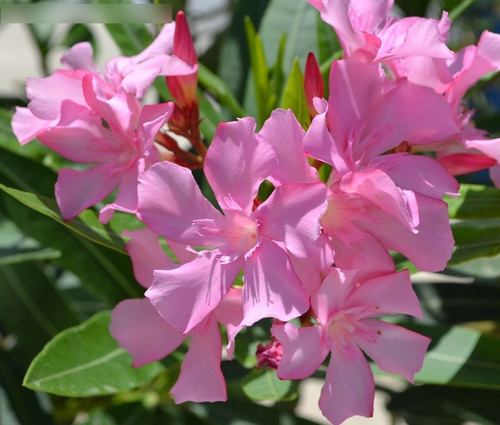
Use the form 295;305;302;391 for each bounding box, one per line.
23;311;165;397
245;16;270;126
281;58;309;128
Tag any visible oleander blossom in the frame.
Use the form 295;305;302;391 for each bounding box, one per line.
137;116;327;335
11;18;196;221
109;228;244;403
272;267;430;425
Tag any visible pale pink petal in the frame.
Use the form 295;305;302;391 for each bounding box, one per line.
303;109;351;175
37;102;121;164
11;106;57;144
321;0;379;61
110;298;186;367
327;61;392;154
446;31;500;109
361;193;454;272
214;288;244;359
272;323;328;380
241;240;309;327
370;79;459;154
349;0;393;33
171;315;227;403
122;227;174;288
137;102;174;152
146;251;243;334
371;153;460;198
465;137;500;163
311;268;355;324
25;70;89;120
256;182;327;258
204;118;276;215
356;319;430;382
340;169;418;232
330;233;395;278
99;161;143;223
288;233;334;295
167;240;198;264
378;17;453;61
55;165;122;220
319;345;375;425
61;42;99;73
346;270;423;318
137;161;221;246
490;165;500;187
260;109;319;185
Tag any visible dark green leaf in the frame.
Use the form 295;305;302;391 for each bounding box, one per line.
446;184;500;219
0;261;80;358
24;311;165;397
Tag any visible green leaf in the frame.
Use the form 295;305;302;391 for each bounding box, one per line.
281;58;309;127
373;323;500;389
450;218;500;265
388;385;500;425
24;311;165;397
446;184;500;219
0;261;80;358
198;64;246;119
0;183;126;254
0;354;54;425
245;17;270;126
259;0;319;72
242;368;298;402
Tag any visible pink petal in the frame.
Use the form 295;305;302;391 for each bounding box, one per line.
288;233;334;296
204;118;276;215
340;169;419;232
330;233;395;278
371;79;459;154
11;106;57;144
214;288;244;359
122;227;174;289
303;109;351;175
371;153;460;198
171;315;227;403
109;298;186;367
257;182;327;258
346;270;423;318
260;109;319;185
311;267;356;324
379;17;453;61
61;42;99;73
356;319;430;382
241;240;309;326
99;160;143;223
146;250;242;333
37;102;121;164
272;323;328;379
137;102;174;151
55;165;122;220
25;70;89;120
362;193;454;272
319;345;375;425
137;161;221;246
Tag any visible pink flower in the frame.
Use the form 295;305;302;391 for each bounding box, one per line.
272;267;430;425
109;228;243;403
308;0;452;64
11;19;197;221
137;117;327;334
302;60;460;271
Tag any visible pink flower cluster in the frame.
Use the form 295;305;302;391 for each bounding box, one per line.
12;3;500;425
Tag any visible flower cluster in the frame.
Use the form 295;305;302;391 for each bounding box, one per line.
12;3;500;425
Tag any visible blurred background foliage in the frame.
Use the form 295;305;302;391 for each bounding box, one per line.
1;0;500;424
